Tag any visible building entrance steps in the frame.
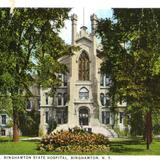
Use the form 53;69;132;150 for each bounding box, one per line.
52;124;118;138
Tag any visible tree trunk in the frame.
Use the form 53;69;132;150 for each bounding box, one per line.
145;111;152;150
13;109;19;142
143;129;146;141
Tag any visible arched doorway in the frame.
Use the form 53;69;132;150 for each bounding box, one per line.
79;107;89;126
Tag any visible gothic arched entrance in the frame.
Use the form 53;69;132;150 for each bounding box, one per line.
79;107;89;126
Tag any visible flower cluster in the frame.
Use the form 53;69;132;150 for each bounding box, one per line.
55;145;110;153
38;127;110;153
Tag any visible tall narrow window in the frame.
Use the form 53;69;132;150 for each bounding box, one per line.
37;98;40;110
120;112;124;123
58;73;63;86
45;93;48;105
100;74;111;86
63;93;67;105
119;96;123;105
1;129;6;136
27;99;32;110
63;74;67;86
57;93;62;105
100;93;105;106
105;75;110;86
45;112;49;123
79;51;89;81
1;115;6;124
106;94;110;106
100;74;104;86
102;111;110;124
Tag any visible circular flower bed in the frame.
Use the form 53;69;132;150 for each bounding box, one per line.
38;127;110;153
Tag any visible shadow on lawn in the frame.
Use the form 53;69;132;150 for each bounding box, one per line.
110;139;145;153
0;138;40;143
0;138;12;142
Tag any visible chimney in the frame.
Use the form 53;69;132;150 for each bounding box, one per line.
90;14;98;34
71;14;78;45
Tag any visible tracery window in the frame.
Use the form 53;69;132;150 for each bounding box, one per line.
79;87;89;100
79;51;90;81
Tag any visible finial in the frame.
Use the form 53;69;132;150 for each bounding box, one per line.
71;14;78;21
83;8;85;26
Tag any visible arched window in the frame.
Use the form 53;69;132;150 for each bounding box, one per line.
79;87;89;100
79;51;90;81
57;93;62;105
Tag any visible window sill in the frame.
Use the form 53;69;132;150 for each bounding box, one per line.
100;86;110;89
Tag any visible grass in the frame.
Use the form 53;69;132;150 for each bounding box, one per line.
108;138;160;155
0;137;160;155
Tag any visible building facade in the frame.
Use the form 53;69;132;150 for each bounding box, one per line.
0;113;12;136
39;14;126;137
0;84;40;137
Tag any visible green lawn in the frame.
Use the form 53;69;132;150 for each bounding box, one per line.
108;138;160;155
0;137;160;155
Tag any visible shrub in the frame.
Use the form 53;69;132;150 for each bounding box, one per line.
38;127;110;152
55;145;110;153
19;109;40;136
47;118;57;134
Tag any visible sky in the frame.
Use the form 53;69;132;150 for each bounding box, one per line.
59;8;113;44
1;0;160;44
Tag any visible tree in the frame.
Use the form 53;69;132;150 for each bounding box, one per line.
19;109;40;136
97;9;160;149
0;8;72;142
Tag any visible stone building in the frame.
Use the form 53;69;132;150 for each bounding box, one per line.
39;14;126;137
0;113;12;136
0;84;40;136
